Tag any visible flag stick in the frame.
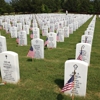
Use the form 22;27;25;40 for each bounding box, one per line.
71;70;76;100
16;43;18;47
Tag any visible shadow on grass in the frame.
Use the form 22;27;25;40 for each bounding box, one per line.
40;33;42;36
68;58;75;60
16;44;18;47
57;93;64;100
44;47;48;50
55;79;64;100
55;79;64;89
27;58;32;62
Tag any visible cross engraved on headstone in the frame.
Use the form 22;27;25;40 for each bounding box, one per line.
50;34;52;36
73;64;78;71
5;55;7;59
36;40;38;43
81;45;85;49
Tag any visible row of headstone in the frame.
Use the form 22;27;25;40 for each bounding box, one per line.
0;13;92;49
0;13;93;86
26;14;93;58
0;14;36;42
75;15;96;65
0;33;20;84
0;17;22;84
62;15;96;97
36;14;92;37
25;13;94;97
0;13;91;34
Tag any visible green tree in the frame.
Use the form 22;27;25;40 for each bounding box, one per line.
0;0;6;14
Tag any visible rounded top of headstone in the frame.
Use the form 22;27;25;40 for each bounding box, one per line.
77;43;91;47
0;51;18;56
0;36;6;38
65;60;88;66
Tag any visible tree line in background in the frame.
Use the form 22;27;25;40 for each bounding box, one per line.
0;0;100;15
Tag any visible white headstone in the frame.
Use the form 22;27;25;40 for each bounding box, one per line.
69;23;73;34
63;60;88;97
12;21;17;27
59;21;63;29
23;25;29;35
32;27;40;39
47;32;57;48
75;43;91;65
73;22;77;31
42;26;48;36
76;21;79;30
25;21;31;27
57;28;64;42
32;22;38;28
3;22;7;30
0;36;7;53
0;51;20;84
7;24;11;33
10;26;17;38
31;38;44;59
64;20;68;26
87;27;94;32
84;30;94;36
64;26;69;38
17;23;22;31
55;22;59;31
49;24;55;32
81;35;93;45
19;30;27;46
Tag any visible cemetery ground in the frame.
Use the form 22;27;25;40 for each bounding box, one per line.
0;16;100;100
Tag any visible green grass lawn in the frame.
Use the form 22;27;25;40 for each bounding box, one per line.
0;15;100;100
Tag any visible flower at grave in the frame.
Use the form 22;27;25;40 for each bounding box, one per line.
27;46;35;58
61;75;74;92
44;37;49;47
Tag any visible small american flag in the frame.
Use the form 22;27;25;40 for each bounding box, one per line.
44;37;49;47
59;23;62;28
27;46;35;58
85;37;88;43
56;32;59;41
30;32;33;39
0;25;2;29
49;26;52;32
30;27;33;30
61;75;74;92
77;49;82;60
16;37;19;44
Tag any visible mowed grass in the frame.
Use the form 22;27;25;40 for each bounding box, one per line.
0;15;100;100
